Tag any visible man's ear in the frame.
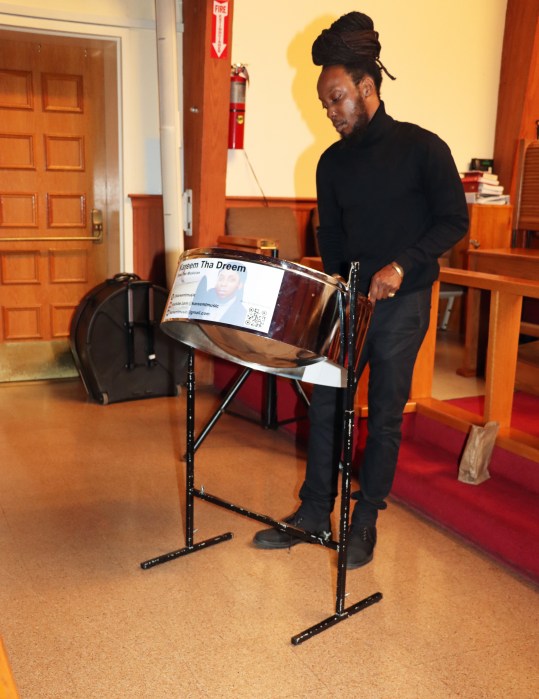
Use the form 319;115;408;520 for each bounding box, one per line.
361;76;376;98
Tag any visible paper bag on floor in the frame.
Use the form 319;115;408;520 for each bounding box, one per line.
458;421;499;485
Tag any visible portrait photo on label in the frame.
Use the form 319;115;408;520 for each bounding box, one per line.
164;257;284;334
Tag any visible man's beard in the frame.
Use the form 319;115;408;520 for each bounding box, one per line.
341;95;370;143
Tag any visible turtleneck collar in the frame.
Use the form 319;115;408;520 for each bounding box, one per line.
340;101;394;149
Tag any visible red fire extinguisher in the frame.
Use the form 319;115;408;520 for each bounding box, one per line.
228;64;249;149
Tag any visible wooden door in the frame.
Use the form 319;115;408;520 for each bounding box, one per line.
0;34;108;372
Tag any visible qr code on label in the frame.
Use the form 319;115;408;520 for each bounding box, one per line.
245;306;267;329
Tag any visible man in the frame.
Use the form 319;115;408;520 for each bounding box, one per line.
253;11;469;568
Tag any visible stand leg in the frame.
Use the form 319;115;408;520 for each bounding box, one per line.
291;379;310;408
263;374;278;429
269;379;311;429
261;373;312;429
291;261;382;644
190;366;252;454
141;347;232;570
335;405;354;614
185;345;195;547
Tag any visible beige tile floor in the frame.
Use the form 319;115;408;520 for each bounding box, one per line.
0;354;537;698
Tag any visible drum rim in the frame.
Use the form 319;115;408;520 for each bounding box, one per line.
179;247;348;293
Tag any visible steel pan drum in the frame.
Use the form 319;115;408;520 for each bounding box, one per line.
161;248;372;387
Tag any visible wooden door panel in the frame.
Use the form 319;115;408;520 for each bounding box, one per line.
45;135;85;170
0;133;35;169
0;193;38;226
42;72;83;112
0;68;34;109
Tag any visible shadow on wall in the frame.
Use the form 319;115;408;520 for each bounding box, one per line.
287;15;338;196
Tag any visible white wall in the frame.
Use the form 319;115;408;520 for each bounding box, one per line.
228;0;508;198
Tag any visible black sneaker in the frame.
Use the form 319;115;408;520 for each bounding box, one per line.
252;511;331;550
346;525;377;569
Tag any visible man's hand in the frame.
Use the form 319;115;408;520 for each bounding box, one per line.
368;263;403;302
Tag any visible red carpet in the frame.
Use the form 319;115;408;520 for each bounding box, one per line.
213;360;539;583
393;407;539;584
446;392;539;437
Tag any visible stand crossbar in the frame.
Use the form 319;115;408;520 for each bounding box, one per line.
193;488;338;548
141;261;382;644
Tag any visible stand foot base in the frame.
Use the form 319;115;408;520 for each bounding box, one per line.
140;532;233;569
291;592;383;645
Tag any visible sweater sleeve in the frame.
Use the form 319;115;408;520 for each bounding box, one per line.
315;151;348;277
395;135;469;274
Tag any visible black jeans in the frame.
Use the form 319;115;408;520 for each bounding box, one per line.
299;287;432;526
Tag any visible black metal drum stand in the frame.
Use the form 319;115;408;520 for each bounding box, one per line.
141;262;382;644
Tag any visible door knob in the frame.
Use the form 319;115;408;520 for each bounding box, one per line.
91;208;104;241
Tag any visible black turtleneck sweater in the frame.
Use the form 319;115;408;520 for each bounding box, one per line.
316;102;469;295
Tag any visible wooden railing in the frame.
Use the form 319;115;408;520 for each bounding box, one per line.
411;268;539;463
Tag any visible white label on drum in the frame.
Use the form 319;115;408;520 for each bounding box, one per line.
164;256;284;334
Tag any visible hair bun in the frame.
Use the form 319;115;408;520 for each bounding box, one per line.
312;11;395;80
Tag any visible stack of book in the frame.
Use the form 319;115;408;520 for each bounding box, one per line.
460;170;510;205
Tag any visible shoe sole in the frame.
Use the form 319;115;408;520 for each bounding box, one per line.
346;552;374;570
252;537;304;550
253;529;332;550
